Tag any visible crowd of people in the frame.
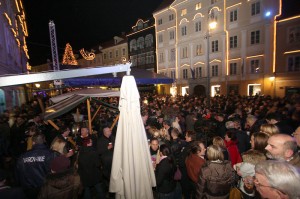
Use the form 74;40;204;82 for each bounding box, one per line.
0;93;300;199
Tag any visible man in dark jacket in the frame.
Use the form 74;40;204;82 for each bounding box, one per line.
16;133;55;199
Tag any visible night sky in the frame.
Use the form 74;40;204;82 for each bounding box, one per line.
23;0;162;66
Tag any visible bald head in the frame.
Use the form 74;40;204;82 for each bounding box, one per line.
265;134;297;161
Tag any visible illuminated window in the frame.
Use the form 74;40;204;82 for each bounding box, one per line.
195;3;201;10
212;40;218;52
183;69;188;79
250;60;260;73
196;67;202;78
181;26;187;36
145;34;153;48
195;21;201;32
170;48;175;61
288;56;300;71
230;35;238;48
212;65;218;76
196;44;202;56
171;70;176;79
230;10;237;22
251;1;260;16
182;47;188;58
229;63;237;75
251;30;260;44
158;19;163;25
169;30;175;40
181;9;187;16
169;14;174;21
288;26;300;43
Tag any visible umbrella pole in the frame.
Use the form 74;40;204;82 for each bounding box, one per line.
91;105;102;122
87;99;92;134
110;114;119;130
47;120;60;130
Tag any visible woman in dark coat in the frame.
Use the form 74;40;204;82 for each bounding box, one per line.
196;145;235;199
155;144;176;199
78;138;104;199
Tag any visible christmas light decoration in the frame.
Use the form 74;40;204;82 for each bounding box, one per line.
62;43;78;65
80;48;95;60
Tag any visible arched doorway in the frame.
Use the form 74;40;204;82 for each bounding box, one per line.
194;85;206;96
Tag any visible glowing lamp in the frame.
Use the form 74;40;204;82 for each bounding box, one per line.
265;11;271;17
209;21;217;30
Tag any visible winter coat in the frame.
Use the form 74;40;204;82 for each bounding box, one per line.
225;140;242;166
155;157;176;194
78;146;102;187
38;169;81;199
185;154;205;183
196;160;235;199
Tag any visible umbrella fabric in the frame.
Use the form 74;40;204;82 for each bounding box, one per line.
109;76;156;199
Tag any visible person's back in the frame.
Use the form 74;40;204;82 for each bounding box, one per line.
16;133;55;199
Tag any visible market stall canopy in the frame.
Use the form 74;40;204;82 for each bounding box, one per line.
63;68;174;87
44;88;120;120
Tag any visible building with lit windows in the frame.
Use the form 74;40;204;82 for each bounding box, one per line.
100;34;128;66
153;0;299;97
127;18;157;72
0;0;29;111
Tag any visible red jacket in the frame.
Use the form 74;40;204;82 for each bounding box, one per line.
185;154;206;183
225;140;242;166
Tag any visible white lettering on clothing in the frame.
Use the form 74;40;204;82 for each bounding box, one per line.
23;156;45;163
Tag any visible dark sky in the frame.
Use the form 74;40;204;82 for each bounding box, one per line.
23;0;162;66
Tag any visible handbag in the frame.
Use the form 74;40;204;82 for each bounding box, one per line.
174;166;182;181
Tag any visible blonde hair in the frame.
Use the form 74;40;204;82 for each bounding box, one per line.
50;137;66;154
207;145;224;161
242;150;266;165
260;123;279;136
212;136;226;149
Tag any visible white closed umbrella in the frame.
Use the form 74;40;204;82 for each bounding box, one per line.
109;75;156;199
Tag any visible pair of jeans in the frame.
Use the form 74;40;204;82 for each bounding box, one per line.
84;183;105;199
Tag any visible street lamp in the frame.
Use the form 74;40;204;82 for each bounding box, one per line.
205;21;217;108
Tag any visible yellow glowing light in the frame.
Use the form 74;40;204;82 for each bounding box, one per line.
19;0;23;9
269;76;275;81
3;13;12;25
278;15;300;23
157;29;165;33
170;5;178;79
167;26;176;30
26;62;31;70
193;13;204;20
273;0;282;73
209;7;221;14
180;64;190;67
226;3;242;10
283;50;300;54
228;58;241;61
35;83;40;88
210;59;222;63
179;18;189;25
224;0;229;76
153;9;168;16
15;0;20;12
62;43;78;65
80;48;95;60
171;0;188;8
209;21;217;29
194;61;205;65
132;19;149;29
246;54;264;59
11;28;17;37
16;38;20;47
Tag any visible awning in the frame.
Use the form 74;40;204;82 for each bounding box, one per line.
63;68;174;87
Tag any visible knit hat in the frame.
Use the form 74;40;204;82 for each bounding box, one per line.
50;156;70;173
239;162;255;178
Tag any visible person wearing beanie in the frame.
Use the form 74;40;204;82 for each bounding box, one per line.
38;155;81;199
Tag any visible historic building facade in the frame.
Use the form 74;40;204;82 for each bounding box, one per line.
0;0;29;111
127;18;157;72
153;0;290;97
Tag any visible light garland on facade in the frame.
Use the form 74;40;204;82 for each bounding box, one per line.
80;48;95;60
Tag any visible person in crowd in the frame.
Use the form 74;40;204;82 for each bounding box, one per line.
259;123;280;136
185;141;206;197
236;150;266;199
162;120;173;140
170;128;185;150
78;138;104;199
185;111;196;132
0;169;26;199
254;160;300;199
265;133;300;167
155;144;176;199
26;125;40;151
38;155;81;199
10;115;27;157
245;115;264;135
172;116;182;134
213;136;230;160
180;130;196;199
250;132;269;155
56;125;77;152
293;126;300;150
155;115;165;130
76;126;91;149
226;120;250;154
224;131;242;166
149;137;160;168
265;112;294;135
196;145;235;199
215;113;227;138
16;133;56;199
97;126;115;192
